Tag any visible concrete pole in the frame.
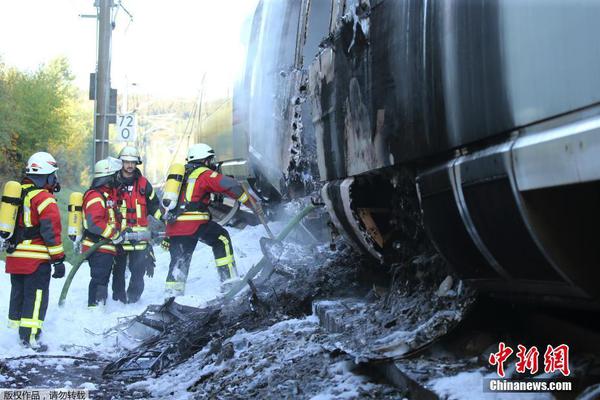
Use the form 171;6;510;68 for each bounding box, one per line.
94;0;113;165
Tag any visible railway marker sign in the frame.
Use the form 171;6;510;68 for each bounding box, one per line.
117;113;137;142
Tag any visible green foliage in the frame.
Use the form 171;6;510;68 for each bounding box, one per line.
0;57;92;185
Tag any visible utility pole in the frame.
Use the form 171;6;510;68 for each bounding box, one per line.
94;0;114;165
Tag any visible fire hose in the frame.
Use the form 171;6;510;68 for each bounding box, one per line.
58;229;164;307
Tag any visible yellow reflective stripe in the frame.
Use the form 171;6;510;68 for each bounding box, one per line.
217;235;234;276
87;197;105;208
176;214;210;221
108;208;116;225
122;243;148;251
22;186;44;227
237;192;249;203
22;289;44;345
16;243;48;252
149;189;155;200
48;244;64;255
185;179;197;202
210;171;218;178
120;200;127;218
131;226;148;232
189;167;210;179
153;209;162;219
20;318;43;329
82;240;117;252
215;255;234;267
8;319;20;329
101;225;113;238
7;251;50;260
185;167;210;201
37;197;56;214
136;201;142;219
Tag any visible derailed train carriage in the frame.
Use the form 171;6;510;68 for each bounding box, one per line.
232;0;600;307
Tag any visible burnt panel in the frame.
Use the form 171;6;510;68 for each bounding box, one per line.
521;181;600;300
371;0;447;167
421;190;497;280
324;181;373;257
462;179;562;281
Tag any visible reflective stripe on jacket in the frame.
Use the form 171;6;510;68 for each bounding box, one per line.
5;182;65;274
82;187;120;255
166;166;253;237
116;172;162;251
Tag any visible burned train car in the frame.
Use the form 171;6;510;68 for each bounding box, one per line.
236;0;600;306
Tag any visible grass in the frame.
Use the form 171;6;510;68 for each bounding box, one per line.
1;184;87;263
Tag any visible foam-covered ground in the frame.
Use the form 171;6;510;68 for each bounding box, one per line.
0;222;278;359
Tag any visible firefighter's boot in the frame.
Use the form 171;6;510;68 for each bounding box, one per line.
217;264;238;283
95;285;108;306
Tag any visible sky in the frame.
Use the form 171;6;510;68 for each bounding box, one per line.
0;0;258;100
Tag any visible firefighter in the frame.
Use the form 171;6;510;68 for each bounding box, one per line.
163;143;263;295
111;146;162;303
5;152;65;350
82;157;123;308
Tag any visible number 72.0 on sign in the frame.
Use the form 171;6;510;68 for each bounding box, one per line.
117;113;137;142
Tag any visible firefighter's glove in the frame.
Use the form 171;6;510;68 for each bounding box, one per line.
112;234;124;245
161;238;171;251
52;262;65;279
146;263;155;278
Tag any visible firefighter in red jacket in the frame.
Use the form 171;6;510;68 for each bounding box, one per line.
164;143;262;295
82;157;123;308
5;152;65;350
112;146;162;303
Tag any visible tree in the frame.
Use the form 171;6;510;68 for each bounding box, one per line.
0;57;93;185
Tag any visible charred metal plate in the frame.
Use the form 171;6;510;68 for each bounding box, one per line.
418;164;498;280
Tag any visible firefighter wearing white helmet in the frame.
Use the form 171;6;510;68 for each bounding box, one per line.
163;143;262;294
5;152;65;351
118;146;142;164
81;157;123;308
111;146;162;304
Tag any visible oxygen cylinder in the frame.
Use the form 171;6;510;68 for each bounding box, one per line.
162;163;185;210
67;192;84;241
0;181;22;239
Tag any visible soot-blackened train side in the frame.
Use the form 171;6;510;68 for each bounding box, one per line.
233;0;600;307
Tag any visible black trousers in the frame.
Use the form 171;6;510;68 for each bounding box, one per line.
8;263;51;346
112;247;153;303
167;221;237;290
88;252;115;307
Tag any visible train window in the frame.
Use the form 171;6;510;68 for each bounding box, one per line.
302;0;334;66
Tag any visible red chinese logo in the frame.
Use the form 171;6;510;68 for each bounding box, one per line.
488;342;513;377
515;345;539;374
544;344;570;377
489;343;570;377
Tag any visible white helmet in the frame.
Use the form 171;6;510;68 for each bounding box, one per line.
94;157;123;178
118;146;142;164
26;152;59;175
186;143;215;163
